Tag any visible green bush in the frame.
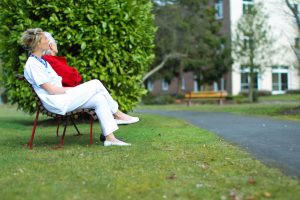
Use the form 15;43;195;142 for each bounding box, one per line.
239;90;272;97
0;0;155;114
142;94;175;105
286;90;300;94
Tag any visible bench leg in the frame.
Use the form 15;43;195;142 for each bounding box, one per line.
89;115;93;145
219;98;224;105
28;108;40;149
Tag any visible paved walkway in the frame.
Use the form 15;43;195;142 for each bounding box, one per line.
137;109;300;178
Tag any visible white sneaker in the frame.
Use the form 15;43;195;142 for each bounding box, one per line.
115;117;139;125
104;140;131;146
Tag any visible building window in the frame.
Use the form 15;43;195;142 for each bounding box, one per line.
213;81;218;91
193;76;199;92
181;76;185;90
243;0;254;14
147;80;153;92
240;66;258;90
215;0;223;20
272;66;288;92
162;79;169;91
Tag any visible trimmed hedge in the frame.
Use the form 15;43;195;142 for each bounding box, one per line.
286;90;300;94
0;0;155;113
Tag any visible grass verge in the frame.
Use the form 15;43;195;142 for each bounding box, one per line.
0;105;299;200
139;102;300;122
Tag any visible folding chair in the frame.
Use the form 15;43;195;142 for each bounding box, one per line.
18;75;98;149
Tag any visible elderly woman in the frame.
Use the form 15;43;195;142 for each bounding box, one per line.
42;32;82;87
22;28;138;146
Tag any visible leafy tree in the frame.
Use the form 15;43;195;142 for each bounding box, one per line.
145;0;232;92
0;0;155;113
232;2;275;102
285;0;300;65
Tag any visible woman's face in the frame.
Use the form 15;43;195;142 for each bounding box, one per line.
49;43;58;55
37;33;50;51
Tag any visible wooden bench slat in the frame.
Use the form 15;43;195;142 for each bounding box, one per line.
185;91;228;99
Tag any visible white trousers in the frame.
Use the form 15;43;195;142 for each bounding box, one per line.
64;80;119;136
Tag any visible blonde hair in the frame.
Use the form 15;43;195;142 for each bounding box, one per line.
21;28;44;52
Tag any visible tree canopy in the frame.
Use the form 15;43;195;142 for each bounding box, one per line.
232;2;275;102
147;0;232;87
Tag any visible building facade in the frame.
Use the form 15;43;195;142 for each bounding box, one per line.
147;0;300;95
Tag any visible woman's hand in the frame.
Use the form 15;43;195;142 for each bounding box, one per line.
40;82;70;95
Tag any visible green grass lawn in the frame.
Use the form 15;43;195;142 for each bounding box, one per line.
258;93;300;101
139;101;300;122
0;104;300;200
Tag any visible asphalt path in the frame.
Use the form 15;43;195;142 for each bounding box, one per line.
137;109;300;178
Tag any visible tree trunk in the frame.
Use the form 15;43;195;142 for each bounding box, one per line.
285;0;300;30
249;36;255;102
142;53;187;82
285;0;300;64
177;61;184;94
249;66;255;102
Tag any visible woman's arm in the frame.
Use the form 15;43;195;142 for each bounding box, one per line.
40;82;71;95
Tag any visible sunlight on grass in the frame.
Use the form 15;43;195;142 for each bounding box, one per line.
0;105;299;199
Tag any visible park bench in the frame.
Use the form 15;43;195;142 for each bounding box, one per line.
185;90;228;105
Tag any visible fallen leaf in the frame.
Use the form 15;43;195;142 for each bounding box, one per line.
166;173;176;180
17;168;24;173
263;192;271;198
201;163;209;169
51;145;64;150
248;176;256;185
229;189;237;199
245;195;255;200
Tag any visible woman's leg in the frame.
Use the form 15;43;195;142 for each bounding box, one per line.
78;93;130;146
65;79;118;114
65;79;138;124
78;93;118;136
89;79;119;114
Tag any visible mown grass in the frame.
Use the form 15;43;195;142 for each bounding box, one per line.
0;104;300;200
139;101;300;122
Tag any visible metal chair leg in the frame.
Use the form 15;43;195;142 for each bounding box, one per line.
70;117;81;136
60;119;68;145
28;108;40;149
56;117;61;137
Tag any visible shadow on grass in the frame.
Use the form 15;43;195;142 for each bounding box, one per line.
0;118;100;149
2;132;98;149
0;116;96;127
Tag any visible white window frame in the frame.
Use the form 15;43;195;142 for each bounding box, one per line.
147;80;153;92
240;66;260;91
162;79;169;91
215;0;223;20
272;66;289;94
181;76;185;90
213;81;218;91
193;75;199;92
243;0;254;14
